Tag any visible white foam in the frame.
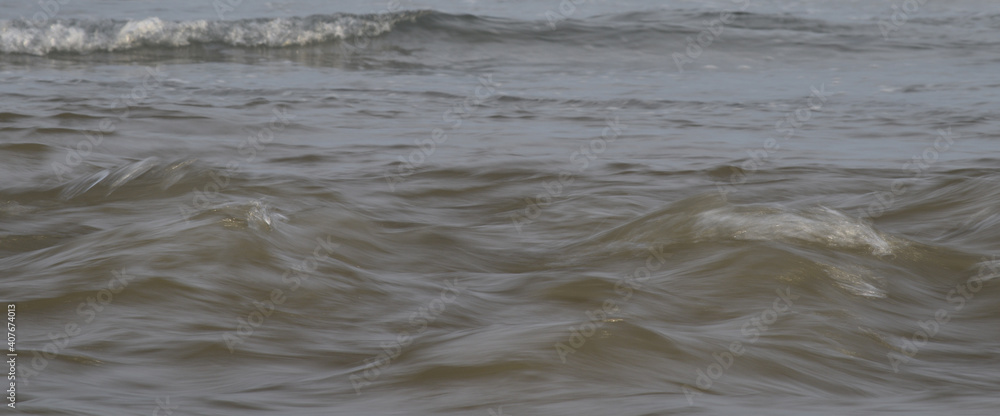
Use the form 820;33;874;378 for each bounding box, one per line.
0;13;420;55
820;263;887;298
694;205;895;256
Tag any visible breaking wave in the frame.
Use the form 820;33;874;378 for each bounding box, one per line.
6;9;997;56
0;11;428;55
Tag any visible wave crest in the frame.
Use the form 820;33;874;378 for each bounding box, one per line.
0;11;427;55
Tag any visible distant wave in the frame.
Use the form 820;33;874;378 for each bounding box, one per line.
0;11;429;55
3;10;996;56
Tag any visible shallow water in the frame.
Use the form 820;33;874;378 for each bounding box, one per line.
2;0;1000;414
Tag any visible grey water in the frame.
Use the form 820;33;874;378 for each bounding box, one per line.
1;0;1000;414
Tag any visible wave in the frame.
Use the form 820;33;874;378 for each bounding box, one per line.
579;194;901;256
5;9;996;56
0;11;429;55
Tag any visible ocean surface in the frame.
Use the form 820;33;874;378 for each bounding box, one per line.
2;0;1000;414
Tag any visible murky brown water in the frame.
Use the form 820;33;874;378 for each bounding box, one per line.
2;1;1000;414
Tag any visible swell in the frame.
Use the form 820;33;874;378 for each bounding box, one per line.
5;9;996;56
3;156;999;406
552;167;1000;303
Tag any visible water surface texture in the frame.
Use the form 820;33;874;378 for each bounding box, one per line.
2;0;999;414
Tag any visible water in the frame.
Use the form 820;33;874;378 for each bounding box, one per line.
2;0;1000;414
